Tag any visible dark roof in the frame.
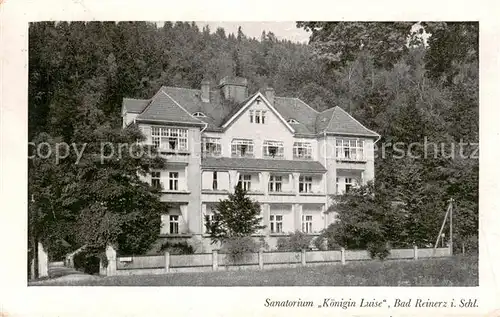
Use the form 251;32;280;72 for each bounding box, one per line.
202;157;327;173
321;107;379;137
122;98;149;113
273;97;318;135
124;84;379;138
136;88;205;125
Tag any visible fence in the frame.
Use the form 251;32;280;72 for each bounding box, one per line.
101;245;452;276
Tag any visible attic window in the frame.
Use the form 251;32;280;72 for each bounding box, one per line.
193;112;206;117
287;119;299;124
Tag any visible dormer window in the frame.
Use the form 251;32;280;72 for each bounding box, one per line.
287;119;299;124
193;112;206;117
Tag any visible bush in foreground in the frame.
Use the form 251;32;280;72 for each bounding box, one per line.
159;241;194;255
276;231;312;251
220;236;267;263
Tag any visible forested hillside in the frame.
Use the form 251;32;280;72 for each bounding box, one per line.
28;22;478;257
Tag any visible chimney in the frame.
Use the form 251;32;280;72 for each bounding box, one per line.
219;76;248;103
201;79;210;103
264;87;275;105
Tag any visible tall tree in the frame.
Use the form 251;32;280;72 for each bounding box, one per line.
207;186;265;244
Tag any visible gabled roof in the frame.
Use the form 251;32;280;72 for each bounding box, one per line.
123;83;379;138
202;157;327;173
221;92;295;133
136;88;205;126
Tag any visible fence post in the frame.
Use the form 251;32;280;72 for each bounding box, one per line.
164;251;170;273
340;247;346;265
258;250;264;269
105;245;117;276
413;245;418;260
38;243;49;278
301;249;306;266
212;249;218;271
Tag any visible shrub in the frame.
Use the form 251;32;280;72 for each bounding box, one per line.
367;241;391;260
73;249;101;274
159;241;194;255
315;225;342;250
276;231;312;251
221;236;261;263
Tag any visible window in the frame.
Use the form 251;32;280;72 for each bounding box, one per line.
151;171;161;189
151;127;188;152
238;174;252;191
250;110;266;124
204;214;214;233
263;140;284;159
299;176;313;193
202;137;221;157
169;215;179;234
302;215;313;233
231;139;254;157
287;119;299;124
293;142;312;160
335;138;364;161
268;175;282;192
336;177;339;194
193;112;206;117
345;177;353;193
169;172;179;191
270;215;283;233
212;172;218;190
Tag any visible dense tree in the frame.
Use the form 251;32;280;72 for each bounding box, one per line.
207;186;265;244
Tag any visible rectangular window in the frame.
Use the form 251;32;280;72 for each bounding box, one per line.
302;215;313;233
293;142;312;159
299;176;313;193
169;172;179;191
335;138;364;161
204;214;214;233
238;174;252;191
151;171;161;189
250;110;266;124
202;137;221;157
263;140;284;159
268;175;282;192
151;127;188;152
231;139;254;157
169;215;179;234
345;177;353;193
212;171;218;190
270;215;283;233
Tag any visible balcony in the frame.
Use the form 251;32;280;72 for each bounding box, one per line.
160;151;190;164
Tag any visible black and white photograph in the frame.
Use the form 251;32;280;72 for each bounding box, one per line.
2;1;499;316
24;20;479;287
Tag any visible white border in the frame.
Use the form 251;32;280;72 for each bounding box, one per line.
1;1;499;316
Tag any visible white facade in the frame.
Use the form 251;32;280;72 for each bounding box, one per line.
123;82;378;252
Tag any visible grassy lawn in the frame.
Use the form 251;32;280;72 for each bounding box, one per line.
31;255;477;286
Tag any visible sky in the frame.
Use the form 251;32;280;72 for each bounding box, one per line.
195;21;311;43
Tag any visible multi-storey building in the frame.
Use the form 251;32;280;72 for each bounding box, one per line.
122;76;380;252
